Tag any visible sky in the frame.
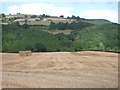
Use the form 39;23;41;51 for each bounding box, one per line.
0;0;119;23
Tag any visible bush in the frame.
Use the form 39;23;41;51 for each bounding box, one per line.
35;43;47;52
21;24;29;29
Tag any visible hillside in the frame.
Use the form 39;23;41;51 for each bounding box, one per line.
2;18;120;53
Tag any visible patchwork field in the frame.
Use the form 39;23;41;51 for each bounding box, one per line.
1;51;118;88
27;20;71;26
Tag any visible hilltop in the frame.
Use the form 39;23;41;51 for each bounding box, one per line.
0;13;79;25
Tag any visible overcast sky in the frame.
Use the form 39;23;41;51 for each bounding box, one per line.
0;0;119;23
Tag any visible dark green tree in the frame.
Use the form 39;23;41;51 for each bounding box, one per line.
31;15;37;18
60;15;64;18
35;43;47;52
49;22;56;30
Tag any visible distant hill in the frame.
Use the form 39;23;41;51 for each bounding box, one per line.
2;17;120;53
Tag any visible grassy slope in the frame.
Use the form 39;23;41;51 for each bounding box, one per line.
83;19;111;25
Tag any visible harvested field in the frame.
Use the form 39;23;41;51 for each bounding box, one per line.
1;51;118;88
42;30;73;35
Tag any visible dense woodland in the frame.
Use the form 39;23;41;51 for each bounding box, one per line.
2;19;120;53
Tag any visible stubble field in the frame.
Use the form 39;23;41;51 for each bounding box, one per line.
1;51;118;88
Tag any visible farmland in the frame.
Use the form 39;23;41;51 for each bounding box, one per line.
2;51;118;88
1;14;119;88
28;21;51;26
27;20;72;26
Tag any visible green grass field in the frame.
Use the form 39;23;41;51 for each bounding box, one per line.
83;19;111;25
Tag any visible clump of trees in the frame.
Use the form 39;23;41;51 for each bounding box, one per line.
31;15;37;18
1;13;6;22
59;15;64;18
39;14;50;18
31;14;51;18
49;21;93;30
67;15;85;21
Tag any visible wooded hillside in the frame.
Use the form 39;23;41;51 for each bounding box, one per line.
2;18;120;53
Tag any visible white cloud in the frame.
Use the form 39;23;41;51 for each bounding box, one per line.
80;10;118;23
8;3;73;17
7;3;118;23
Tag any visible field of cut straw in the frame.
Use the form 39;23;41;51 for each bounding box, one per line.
1;51;118;88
